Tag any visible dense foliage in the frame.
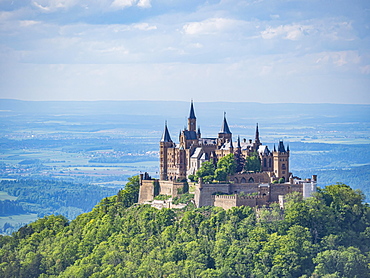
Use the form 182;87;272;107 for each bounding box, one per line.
244;151;261;172
0;180;369;278
195;154;237;183
0;180;117;219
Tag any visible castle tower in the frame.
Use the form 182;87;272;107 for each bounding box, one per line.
218;112;232;146
273;140;290;182
188;100;196;132
160;122;173;180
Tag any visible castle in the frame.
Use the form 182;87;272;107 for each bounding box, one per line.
139;101;317;209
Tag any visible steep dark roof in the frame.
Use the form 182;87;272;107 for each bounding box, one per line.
220;113;232;134
160;123;172;142
189;101;196;119
278;140;286;153
183;130;197;140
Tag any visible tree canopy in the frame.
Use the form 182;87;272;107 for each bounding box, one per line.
244;151;261;172
0;180;369;278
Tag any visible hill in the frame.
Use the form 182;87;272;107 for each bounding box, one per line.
0;176;369;278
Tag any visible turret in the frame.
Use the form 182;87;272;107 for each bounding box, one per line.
272;140;290;182
160;122;173;180
218;112;232;146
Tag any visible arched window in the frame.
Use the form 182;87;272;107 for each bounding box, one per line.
248;177;254;183
241;177;246;183
269;158;272;167
234;178;239;183
263;158;267;167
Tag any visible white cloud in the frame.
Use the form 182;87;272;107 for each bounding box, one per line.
19;20;40;27
183;18;245;35
137;0;151;8
32;0;80;12
261;24;314;40
133;23;157;31
111;0;151;9
111;0;136;9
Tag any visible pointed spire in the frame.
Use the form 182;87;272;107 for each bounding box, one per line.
160;121;172;142
189;100;196;119
278;140;286;153
220;112;231;134
274;144;276;152
197;126;201;136
237;136;241;148
287;144;290;152
255;123;260;141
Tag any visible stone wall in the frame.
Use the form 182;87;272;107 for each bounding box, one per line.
212;194;269;210
138;179;155;203
195;183;230;207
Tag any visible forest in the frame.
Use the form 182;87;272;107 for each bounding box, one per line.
0;176;369;278
0;180;117;220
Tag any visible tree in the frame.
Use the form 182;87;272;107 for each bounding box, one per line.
216;154;236;176
313;247;370;278
196;161;215;183
244;152;261;172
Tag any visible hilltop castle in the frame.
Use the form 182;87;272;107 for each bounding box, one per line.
139;102;316;209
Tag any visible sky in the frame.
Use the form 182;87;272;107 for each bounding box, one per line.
0;0;369;104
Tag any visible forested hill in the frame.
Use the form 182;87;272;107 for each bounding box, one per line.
0;177;369;278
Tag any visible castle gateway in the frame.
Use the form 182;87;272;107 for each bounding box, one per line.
139;102;317;209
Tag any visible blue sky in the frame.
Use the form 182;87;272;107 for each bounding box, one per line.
0;0;369;103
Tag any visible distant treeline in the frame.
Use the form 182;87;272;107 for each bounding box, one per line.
88;156;157;163
0;200;26;216
0;179;117;219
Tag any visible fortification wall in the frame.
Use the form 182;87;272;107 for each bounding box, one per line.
213;195;237;210
230;183;259;194
270;184;290;202
138;180;155;203
212;194;269;210
195;183;230;207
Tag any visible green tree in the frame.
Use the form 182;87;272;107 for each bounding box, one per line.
313;247;370;278
244;152;261;172
216;154;236;176
196;161;215;183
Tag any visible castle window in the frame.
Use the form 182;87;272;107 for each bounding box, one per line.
241;177;246;183
282;164;286;170
269;158;272;167
248;177;254;183
263;158;267;167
